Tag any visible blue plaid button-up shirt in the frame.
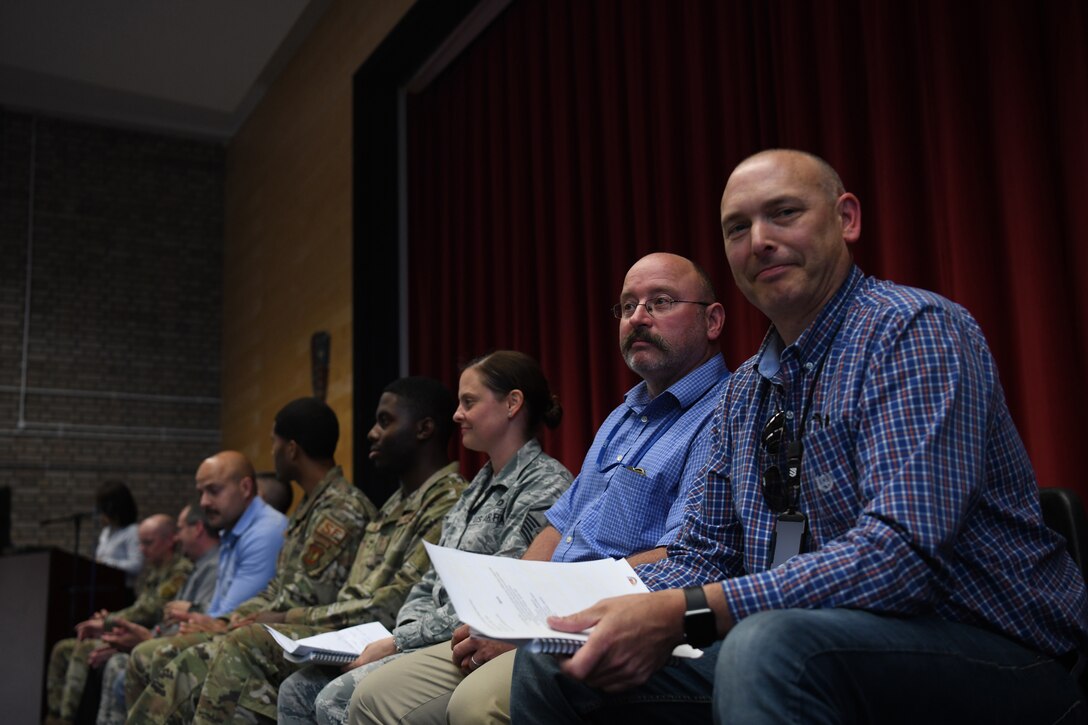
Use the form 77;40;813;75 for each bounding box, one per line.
641;266;1088;656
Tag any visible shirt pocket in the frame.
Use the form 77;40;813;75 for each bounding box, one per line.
456;515;502;555
798;419;861;540
595;465;678;554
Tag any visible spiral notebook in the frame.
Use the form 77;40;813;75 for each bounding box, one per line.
423;541;702;660
264;621;393;665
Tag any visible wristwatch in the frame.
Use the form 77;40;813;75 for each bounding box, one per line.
682;586;717;647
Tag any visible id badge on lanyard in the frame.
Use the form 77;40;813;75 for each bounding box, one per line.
770;511;807;568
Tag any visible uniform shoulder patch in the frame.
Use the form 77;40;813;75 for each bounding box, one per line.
315;517;348;543
302;542;328;568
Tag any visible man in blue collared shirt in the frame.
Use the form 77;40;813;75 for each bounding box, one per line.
506;253;731;577
352;252;731;725
120;451;287;707
196;450;288;617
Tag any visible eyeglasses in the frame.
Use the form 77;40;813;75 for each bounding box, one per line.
612;296;711;319
761;410;795;514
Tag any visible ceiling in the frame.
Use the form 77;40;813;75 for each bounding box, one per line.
0;0;334;142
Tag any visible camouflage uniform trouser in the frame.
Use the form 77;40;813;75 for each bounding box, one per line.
124;632;220;724
124;631;215;709
276;653;406;725
96;652;128;725
190;623;332;724
46;636;101;719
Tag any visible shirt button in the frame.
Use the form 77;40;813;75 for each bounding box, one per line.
640;415;648;423
566;536;573;543
805;361;814;372
616;454;623;462
785;410;794;420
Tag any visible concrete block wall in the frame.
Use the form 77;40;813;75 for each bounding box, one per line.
0;109;225;556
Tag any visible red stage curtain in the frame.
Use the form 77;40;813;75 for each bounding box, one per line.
404;0;1088;498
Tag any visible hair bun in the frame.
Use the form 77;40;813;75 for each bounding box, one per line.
542;394;564;429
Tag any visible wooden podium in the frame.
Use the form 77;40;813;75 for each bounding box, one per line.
0;549;129;725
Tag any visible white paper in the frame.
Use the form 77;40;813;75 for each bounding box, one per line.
424;541;651;641
263;621;393;658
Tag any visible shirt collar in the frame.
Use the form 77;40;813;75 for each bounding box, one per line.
193;544;219;568
489;438;544;486
397;461;460;512
422;461;460;489
757;265;865;382
292;465;344;521
624;353;729;411
222;495;268;544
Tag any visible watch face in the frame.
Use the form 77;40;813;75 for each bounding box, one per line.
684;609;716;646
684;610;716;647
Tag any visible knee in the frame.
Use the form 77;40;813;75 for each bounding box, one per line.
104;653;128;679
719;610;813;679
347;683;375;725
220;623;253;651
447;675;498;725
449;652;515;725
130;637;156;659
314;678;354;725
49;638;76;668
51;637;76;657
276;673;302;711
127;644;150;677
508;649;562;714
313;689;335;725
148;643;179;671
134;637;167;662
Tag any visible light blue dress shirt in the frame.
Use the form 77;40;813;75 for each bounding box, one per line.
546;353;730;564
207;495;287;617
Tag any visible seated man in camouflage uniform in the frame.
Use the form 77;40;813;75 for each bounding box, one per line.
44;513;192;725
94;499;220;725
123;398;372;714
126;378;467;724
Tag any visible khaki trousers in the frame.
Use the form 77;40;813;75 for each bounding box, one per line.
348;640;515;725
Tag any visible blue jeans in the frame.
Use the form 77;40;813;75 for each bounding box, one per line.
510;609;1085;724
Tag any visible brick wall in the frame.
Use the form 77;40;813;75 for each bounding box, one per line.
0;109;224;556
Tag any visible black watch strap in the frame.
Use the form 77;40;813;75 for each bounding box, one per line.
682;585;717;647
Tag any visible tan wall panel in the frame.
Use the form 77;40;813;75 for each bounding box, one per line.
221;0;415;480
